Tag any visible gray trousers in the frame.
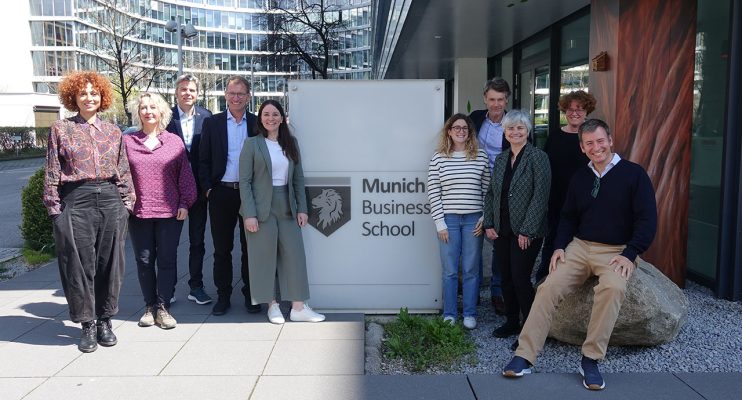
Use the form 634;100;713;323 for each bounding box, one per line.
52;181;128;323
247;186;310;304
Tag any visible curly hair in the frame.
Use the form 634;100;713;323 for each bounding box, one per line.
436;114;479;160
58;71;114;112
558;90;596;114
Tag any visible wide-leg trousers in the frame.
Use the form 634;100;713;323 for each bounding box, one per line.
515;238;628;363
129;216;184;309
52;181;128;323
246;186;310;304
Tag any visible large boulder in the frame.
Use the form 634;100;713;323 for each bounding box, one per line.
548;258;687;346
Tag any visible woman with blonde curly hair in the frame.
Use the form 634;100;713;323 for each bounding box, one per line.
123;92;196;330
427;113;490;330
44;71;135;353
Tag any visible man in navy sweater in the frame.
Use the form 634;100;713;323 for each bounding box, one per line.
502;119;657;391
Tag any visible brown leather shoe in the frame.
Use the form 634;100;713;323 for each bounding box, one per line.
491;295;506;315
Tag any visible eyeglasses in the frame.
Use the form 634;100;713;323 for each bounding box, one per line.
566;108;586;115
591;176;600;198
449;126;469;133
226;92;248;98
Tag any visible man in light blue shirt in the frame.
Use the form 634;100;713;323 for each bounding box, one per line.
199;75;260;316
469;77;512;317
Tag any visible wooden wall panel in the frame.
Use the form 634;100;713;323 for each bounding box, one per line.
590;0;696;286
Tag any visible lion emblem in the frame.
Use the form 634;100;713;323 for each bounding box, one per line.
312;189;343;229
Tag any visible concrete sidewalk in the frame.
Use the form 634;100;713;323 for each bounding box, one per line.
1;235;740;399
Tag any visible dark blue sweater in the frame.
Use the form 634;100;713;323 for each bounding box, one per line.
554;159;657;261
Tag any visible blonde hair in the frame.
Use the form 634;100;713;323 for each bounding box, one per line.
436;113;479;160
127;92;173;132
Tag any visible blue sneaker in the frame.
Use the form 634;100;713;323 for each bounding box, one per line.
187;287;212;305
579;356;605;390
502;356;532;377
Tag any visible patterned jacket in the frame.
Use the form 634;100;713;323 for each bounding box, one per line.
483;142;551;238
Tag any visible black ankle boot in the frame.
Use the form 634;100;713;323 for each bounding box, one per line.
79;321;98;353
96;318;117;347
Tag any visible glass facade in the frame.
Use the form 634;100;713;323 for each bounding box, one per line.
28;0;372;110
687;0;732;283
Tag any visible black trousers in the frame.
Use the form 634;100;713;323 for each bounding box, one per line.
187;195;208;290
129;216;183;308
52;181;128;323
208;185;253;299
494;233;543;325
535;211;559;283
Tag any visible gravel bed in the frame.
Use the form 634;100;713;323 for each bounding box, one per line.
369;280;742;374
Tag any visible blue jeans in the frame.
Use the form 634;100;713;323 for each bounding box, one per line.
439;212;483;318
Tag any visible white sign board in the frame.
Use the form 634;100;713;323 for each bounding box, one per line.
289;80;445;313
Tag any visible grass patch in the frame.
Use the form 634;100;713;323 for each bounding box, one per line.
383;307;476;372
22;247;53;266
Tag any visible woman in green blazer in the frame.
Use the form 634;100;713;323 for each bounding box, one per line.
239;100;324;324
484;109;551;339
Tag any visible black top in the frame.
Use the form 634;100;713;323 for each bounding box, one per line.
499;150;524;237
554;159;657;261
544;128;590;220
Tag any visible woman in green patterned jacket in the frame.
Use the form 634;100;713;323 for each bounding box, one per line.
484;109;551;340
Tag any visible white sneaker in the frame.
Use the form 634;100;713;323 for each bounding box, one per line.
267;303;285;324
443;316;455;325
289;305;325;322
463;316;477;330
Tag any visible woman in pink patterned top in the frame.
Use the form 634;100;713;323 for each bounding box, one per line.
124;92;197;330
45;71;134;353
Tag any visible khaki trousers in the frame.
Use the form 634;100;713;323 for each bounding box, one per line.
515;238;628;363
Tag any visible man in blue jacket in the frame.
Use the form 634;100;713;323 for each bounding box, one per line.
502;119;657;391
167;74;213;305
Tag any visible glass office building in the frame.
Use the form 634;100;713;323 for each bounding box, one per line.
27;0;372;113
374;0;741;300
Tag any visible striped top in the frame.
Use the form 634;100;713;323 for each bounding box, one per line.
427;149;491;231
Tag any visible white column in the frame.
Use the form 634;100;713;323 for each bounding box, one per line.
453;58;487;115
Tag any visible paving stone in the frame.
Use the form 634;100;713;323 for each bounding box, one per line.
113;313;209;342
264;339;364;375
162;340;273;376
0;341;82;377
22;376;257;400
0;377;46;400
57;341;184;377
13;317;80;346
674;372;742;400
189;316;282;342
278;313;364;341
0;311;51;343
468;372;704;399
252;375;476;400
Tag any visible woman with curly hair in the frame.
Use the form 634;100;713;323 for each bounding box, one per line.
534;90;596;282
43;71;135;353
427;113;490;330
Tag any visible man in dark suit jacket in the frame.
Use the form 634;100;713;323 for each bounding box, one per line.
470;77;512;317
166;74;213;306
199;75;260;316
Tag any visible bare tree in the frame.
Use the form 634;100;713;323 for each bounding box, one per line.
265;0;347;79
77;0;167;124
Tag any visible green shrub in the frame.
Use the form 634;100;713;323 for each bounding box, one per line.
23;247;53;266
383;308;476;372
21;168;54;251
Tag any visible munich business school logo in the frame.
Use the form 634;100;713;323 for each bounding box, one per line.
305;177;351;237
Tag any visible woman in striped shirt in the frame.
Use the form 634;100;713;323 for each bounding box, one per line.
427;114;491;330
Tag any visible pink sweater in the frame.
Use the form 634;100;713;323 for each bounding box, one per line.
124;131;196;219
